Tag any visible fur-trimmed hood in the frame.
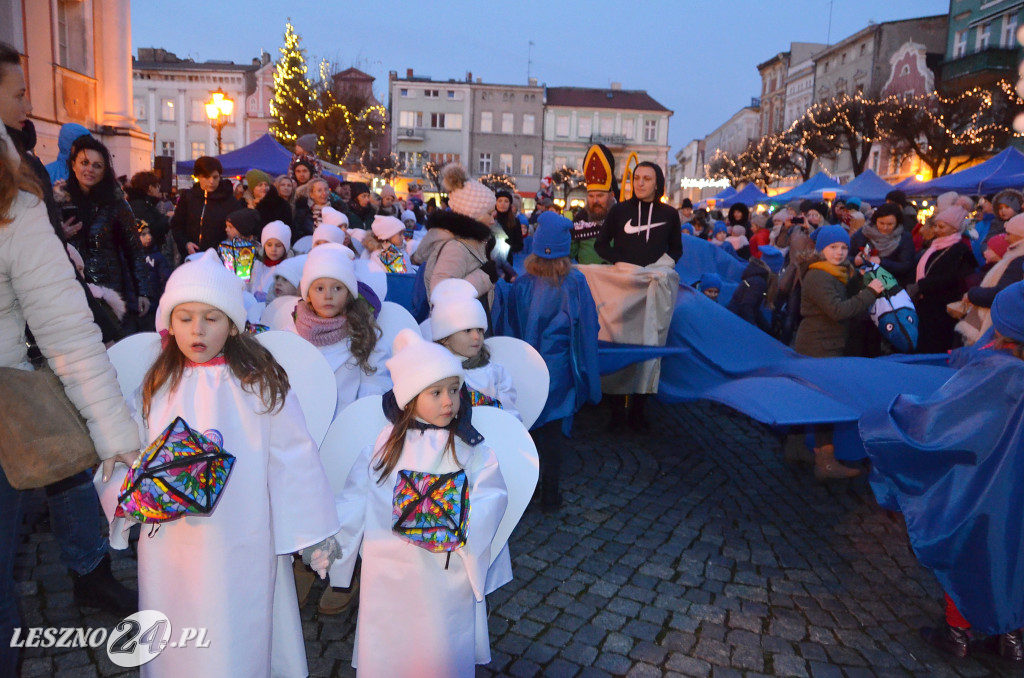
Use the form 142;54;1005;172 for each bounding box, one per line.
425;209;493;242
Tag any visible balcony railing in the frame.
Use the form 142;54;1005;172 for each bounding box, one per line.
398;127;424;141
941;46;1019;81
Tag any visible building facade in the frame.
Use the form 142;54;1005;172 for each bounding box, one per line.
782;42;828;129
757;52;790;138
702;105;760;160
133;48;257;168
388;69;472;190
4;0;152;174
469;80;544;194
942;0;1024;94
542;85;672;180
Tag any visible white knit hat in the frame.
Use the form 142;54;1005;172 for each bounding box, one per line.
442;163;495;223
386;328;464;409
160;249;248;330
261;220;292;249
273;254;307;289
300;243;358;299
401;210;417;224
321;205;349;228
313;223;347;246
371;215;405;241
430;278;487;340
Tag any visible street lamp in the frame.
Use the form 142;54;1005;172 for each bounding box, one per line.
205;87;234;155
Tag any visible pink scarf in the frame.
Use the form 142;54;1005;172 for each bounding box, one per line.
916;233;962;282
294;300;348;347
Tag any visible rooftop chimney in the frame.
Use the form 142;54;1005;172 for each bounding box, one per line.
466;71;473;83
406;68;414;78
529;77;538;86
476;77;482;83
610;82;622;91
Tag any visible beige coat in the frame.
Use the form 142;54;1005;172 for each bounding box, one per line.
0;192;139;459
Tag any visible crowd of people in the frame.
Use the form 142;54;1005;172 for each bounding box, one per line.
2;35;1023;674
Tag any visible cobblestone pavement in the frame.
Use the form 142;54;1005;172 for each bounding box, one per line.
12;401;1023;677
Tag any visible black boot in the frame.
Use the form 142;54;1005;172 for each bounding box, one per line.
627;394;649;433
540;480;563;513
920;622;970;659
607;395;627;433
72;554;138;617
976;629;1024;662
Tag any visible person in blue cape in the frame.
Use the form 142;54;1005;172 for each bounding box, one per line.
860;280;1024;662
45;122;90;184
492;211;601;511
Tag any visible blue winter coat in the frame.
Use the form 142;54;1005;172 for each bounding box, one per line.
491;269;601;431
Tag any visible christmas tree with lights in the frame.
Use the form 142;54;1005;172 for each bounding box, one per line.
270;21;315;146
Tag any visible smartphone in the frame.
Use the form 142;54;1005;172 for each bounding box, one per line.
60;203;79;222
791;216;804;225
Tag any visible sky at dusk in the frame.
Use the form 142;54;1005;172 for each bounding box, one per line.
131;0;949;161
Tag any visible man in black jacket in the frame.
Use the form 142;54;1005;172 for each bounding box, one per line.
594;161;682;266
170;155;242;257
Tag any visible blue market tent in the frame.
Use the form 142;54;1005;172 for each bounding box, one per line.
906;147;1024;196
175;133;343;179
768;172;841;203
720;182;770;207
837;169;896;204
698;185;737;208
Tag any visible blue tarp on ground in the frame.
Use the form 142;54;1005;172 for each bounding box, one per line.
769;172;841;203
906;147;1024;196
175;133;342;179
720;183;770;208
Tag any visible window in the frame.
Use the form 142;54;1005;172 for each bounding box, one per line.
860;44;867;57
134;98;146;121
160;141;174;159
501;112;514;134
399;110;423;128
841;53;846;64
190;141;206;159
397;151;422;171
824;61;829;73
522;113;535;135
191;99;206;122
556;115;570;137
221;142;235;153
643;119;657;142
1002;13;1019;48
480;111;492;133
953;30;968;58
577;117;592;138
622;118;635;140
161;98;176;122
976;21;992;51
56;0;91;75
0;0;24;51
600;117;614;135
447;90;455;99
429;152;460;165
446;113;463;129
520;154;534;176
400;88;409;97
499;153;513;175
478;153;492;173
424;89;439;98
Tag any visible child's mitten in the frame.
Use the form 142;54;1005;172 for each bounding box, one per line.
300;536;341;579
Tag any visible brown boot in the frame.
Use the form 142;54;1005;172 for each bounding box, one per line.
293;557;316;608
813;444;861;481
318;573;359;615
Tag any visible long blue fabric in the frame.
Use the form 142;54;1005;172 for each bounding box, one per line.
859;351;1024;634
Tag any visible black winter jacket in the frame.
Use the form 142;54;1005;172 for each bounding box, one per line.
170;179;242;256
254;187;293;231
69;194;152;301
728;260;771;332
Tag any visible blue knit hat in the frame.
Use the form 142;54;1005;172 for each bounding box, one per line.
759;245;784;274
712;221;728;236
845;197;862;211
700;272;722;290
532;211;572;259
992;281;1024;342
812;224;850;252
681;223;695;235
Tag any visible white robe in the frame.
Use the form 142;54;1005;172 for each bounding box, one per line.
464;363;520;423
248;260;280;302
318;337;392;418
328;426;508;677
100;365;340;678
